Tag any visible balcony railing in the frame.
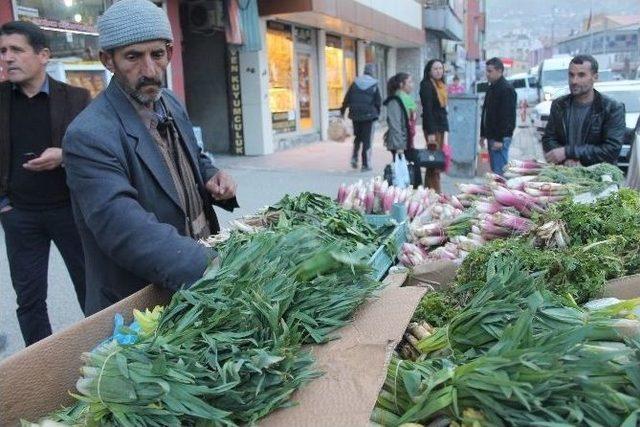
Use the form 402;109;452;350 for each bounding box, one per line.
423;2;464;41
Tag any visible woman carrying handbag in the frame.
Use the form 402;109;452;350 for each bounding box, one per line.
419;59;449;193
383;73;421;187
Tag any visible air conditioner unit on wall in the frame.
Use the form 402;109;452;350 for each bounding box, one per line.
186;0;224;34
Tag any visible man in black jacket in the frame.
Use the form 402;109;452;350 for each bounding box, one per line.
542;55;625;166
480;57;517;175
341;63;381;171
0;21;89;345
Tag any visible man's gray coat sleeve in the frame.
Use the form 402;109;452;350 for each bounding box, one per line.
63;127;211;290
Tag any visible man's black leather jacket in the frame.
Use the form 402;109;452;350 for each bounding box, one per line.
542;89;626;165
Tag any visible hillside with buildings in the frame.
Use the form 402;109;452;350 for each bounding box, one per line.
485;0;639;74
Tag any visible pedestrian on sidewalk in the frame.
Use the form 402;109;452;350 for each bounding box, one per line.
340;63;381;171
63;0;238;315
420;59;449;193
542;55;625;166
0;21;89;346
447;75;465;95
383;72;421;186
480;57;517;175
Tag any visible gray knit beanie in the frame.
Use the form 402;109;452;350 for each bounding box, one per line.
98;0;173;50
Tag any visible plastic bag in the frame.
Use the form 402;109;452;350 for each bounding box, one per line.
328;117;347;142
392;154;411;188
442;142;452;173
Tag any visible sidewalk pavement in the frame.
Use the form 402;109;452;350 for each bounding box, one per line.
0;123;542;359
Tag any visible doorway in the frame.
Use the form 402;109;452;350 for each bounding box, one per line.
181;25;231;152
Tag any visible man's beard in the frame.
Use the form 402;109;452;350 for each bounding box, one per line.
117;75;163;106
570;84;591;97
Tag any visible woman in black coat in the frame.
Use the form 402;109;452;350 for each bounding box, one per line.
419;59;449;193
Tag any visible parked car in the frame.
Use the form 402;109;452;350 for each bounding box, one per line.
507;73;539;105
474;73;539;105
531;80;640;173
597;69;623;82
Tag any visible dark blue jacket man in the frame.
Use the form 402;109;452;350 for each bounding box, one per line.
63;0;238;314
341;63;381;171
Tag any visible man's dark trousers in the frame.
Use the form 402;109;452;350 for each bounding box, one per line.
352;120;374;168
1;204;85;345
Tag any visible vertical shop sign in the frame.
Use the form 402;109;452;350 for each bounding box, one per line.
227;48;245;155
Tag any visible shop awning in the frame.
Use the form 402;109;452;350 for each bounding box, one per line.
258;0;425;48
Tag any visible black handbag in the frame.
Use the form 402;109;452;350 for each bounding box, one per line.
407;161;422;187
383;163;394;185
415;148;446;169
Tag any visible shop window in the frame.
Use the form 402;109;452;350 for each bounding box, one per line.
325;34;344;111
267;22;296;133
295;27;313;46
14;0;112;97
365;44;388;99
297;53;313;130
15;0;106;61
344;38;356;87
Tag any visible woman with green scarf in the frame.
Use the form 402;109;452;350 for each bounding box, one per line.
383;72;421;186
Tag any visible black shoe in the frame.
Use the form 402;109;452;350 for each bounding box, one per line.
351;159;358;169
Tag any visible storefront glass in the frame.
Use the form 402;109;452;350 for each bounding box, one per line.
295;26;315;132
15;0;105;61
297;53;313;130
325;34;344;111
344;38;356;87
14;0;110;97
365;43;388;99
267;22;296;133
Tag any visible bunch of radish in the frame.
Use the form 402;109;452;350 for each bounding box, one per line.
398;243;429;267
336;177;440;219
503;159;545;178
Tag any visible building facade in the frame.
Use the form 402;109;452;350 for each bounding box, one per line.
463;0;485;86
1;0;487;156
233;0;425;154
556;15;640;78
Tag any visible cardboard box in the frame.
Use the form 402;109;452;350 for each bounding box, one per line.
0;273;425;427
403;260;459;290
0;285;172;427
603;274;640;299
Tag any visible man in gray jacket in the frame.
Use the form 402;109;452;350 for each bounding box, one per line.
63;0;238;314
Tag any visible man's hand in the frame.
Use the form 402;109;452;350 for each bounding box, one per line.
205;170;237;201
545;147;567;164
479;138;486;149
23;148;63;171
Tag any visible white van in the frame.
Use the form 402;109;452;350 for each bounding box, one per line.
507;73;539;105
474;74;538;105
537;55;572;102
